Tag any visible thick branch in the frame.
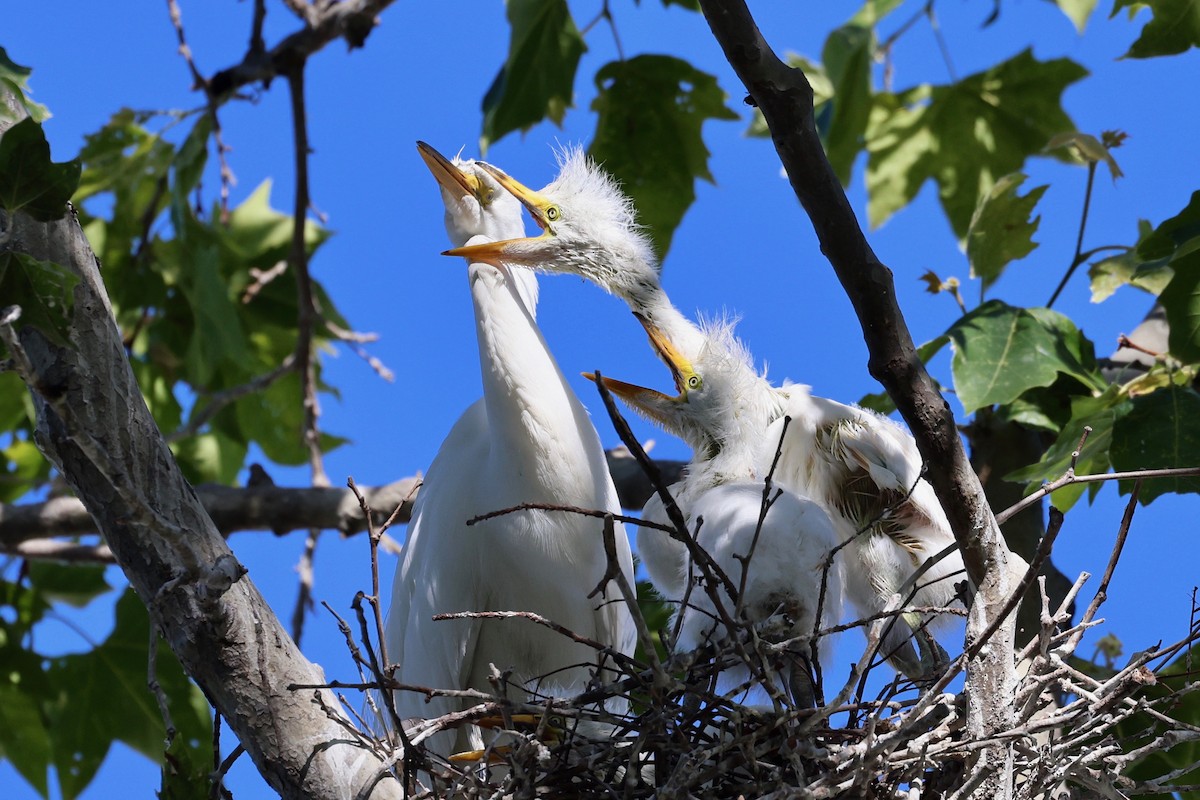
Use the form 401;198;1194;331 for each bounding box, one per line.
1;109;402;800
696;3;1018;794
0;453;682;550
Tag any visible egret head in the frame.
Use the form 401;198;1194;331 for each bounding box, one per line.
588;315;773;463
442;147;662;306
417;141;526;248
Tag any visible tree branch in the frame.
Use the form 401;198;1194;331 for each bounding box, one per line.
0;97;403;797
0;452;682;552
696;2;1019;793
206;0;397;99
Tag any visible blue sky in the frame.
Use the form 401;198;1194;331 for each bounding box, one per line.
4;2;1199;797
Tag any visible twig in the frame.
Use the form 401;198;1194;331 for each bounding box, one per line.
1047;161;1099;309
996;465;1200;525
166;356;297;443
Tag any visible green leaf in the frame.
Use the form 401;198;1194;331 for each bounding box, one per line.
1088;192;1200;304
1049;0;1099;32
1088;241;1171;303
1006;386;1128;511
218;180;331;268
945;300;1103;412
1112;0;1200;58
171;114;211;200
171;430;248;485
48;590;212;799
820;24;874;183
966;173;1049;293
0;47;50;123
589;55;737;257
1158;249;1200;362
481;0;586;150
179;240;247;387
1044;130;1123;180
866;50;1086;238
26;563;110;608
0;253;78;348
0;680;52;796
0;117;81;221
1110;383;1200;503
0;437;50;503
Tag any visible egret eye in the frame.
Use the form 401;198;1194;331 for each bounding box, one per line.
483;189;496;203
687;375;703;391
546;205;561;222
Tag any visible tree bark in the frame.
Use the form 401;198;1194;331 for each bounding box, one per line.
1;105;401;800
695;3;1019;795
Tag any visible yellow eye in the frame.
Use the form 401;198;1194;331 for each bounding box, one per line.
546;205;561;222
687;375;703;391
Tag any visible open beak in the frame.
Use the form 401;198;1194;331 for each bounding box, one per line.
584;313;698;425
442;163;554;263
416;141;478;202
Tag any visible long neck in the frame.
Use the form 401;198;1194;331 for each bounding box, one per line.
469;260;601;485
624;278;710;365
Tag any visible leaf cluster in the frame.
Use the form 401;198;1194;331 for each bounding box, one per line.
0;576;211;799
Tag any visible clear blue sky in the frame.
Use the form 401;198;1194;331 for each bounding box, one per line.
4;2;1198;797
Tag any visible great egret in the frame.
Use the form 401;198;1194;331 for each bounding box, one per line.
384;144;635;756
445;149;982;681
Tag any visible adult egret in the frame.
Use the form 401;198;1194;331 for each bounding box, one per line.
384;144;635;755
445;149;981;681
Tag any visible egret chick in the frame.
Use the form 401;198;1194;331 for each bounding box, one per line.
446;149;992;681
385;144;634;756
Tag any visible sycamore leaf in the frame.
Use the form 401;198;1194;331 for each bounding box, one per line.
589;55;737;257
1088;236;1170;303
48;590;212;800
820;23;874;183
1006;386;1128;511
26;563;110;608
0;253;78;349
1111;383;1200;503
967;173;1049;292
946;300;1104;412
0;117;81;221
1158;250;1200;362
1112;0;1200;58
0;675;52;796
1049;0;1099;32
0;47;50;122
867;49;1086;238
1088;192;1200;303
1044;130;1123;180
481;0;585;151
1141;193;1200;359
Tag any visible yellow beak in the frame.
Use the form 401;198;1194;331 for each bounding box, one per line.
416;140;478;202
442;163;554;263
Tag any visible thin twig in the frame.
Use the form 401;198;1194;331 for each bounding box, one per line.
1047;161;1098;309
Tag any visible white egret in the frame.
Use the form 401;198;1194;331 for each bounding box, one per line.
384;144;635;755
445;149;984;681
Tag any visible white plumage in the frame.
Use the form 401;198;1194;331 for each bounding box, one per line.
384;144;635;754
448;148;978;681
671;482;842;707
